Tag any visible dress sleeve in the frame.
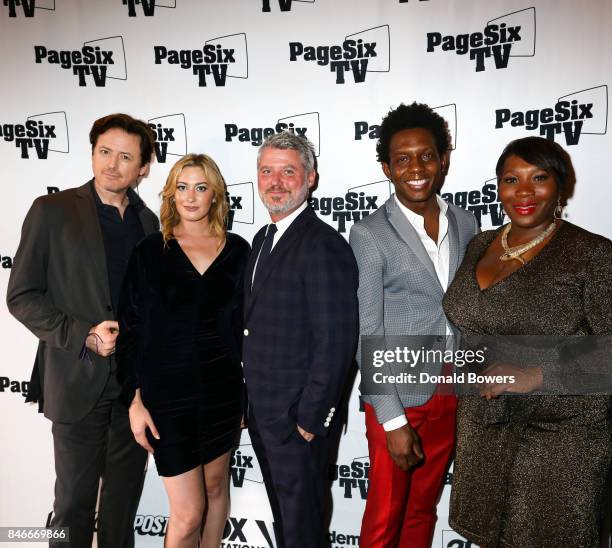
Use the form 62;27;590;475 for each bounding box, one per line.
116;242;149;405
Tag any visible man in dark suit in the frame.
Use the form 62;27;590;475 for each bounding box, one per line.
7;113;159;548
243;131;359;548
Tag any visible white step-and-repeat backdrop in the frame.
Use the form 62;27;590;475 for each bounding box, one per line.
1;1;610;547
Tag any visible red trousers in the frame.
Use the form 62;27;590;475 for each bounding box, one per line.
360;391;457;548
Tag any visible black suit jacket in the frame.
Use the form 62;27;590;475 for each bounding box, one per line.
6;180;159;423
242;206;359;443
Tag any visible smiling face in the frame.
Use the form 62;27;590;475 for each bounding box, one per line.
92;128;148;196
498;154;559;231
173;166;214;225
257;147;316;222
382;127;447;212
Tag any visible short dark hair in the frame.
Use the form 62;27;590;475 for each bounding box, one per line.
495;136;571;193
89;113;155;167
376;102;451;164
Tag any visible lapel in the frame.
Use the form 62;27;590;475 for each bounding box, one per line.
385;196;443;294
74;180;112;306
245;226;266;300
245;207;314;319
446;205;460;284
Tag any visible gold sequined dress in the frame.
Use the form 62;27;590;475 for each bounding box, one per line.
442;222;612;548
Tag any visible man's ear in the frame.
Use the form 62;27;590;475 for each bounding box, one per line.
139;162;151;178
307;169;316;189
382;162;392;180
440;151;450;177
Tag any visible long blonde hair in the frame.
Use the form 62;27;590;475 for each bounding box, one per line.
159;153;229;246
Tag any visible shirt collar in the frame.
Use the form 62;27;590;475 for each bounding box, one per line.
89;179;144;211
394;193;448;227
270;201;308;234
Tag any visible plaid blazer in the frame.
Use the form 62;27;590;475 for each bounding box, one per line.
243;206;359;442
349;195;479;424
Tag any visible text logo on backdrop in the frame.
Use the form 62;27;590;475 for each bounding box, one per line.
442;178;504;229
426;7;535;72
134;515;168;536
495;85;608;146
227;183;255;231
0;252;13;269
0;376;29;395
442;530;475;548
2;0;54;17
225;112;320;155
0;112;69;160
355;103;458;149
230;446;263;488
311;180;392;234
329;456;370;499
148;113;187;163
122;0;175;17
329;530;360;547
289;25;390;84
34;36;127;87
222;518;276;548
154;33;248;87
261;0;314;12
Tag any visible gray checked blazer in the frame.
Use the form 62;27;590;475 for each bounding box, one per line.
349;195;479;424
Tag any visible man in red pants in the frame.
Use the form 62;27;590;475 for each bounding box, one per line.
349;102;479;547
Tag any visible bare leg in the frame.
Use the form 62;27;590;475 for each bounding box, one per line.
162;467;206;548
201;451;232;548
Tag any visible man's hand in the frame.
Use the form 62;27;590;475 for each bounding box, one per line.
478;363;543;400
297;424;315;442
129;390;159;453
385;423;423;471
86;320;119;357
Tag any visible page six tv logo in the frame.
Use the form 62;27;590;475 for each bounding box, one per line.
122;0;175;17
154;33;248;87
427;7;535;72
148;113;187;163
289;25;390;84
0;111;69;159
224;112;320;155
442;178;503;229
262;0;314;12
495;85;608;146
442;530;477;548
3;0;54;17
227;183;255;231
354;104;457;149
34;36;127;87
311;180;391;234
329;456;370;499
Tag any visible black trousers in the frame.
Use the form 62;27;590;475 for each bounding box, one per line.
50;373;147;548
248;410;330;548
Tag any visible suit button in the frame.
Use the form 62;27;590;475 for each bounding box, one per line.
324;420;330;427
244;329;249;336
330;407;336;412
241;361;244;366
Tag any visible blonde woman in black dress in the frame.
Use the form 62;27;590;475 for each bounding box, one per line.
117;154;249;548
443;137;612;547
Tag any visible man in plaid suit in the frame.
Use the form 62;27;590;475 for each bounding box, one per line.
242;131;359;548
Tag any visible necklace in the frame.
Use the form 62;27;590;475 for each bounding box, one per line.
500;220;556;265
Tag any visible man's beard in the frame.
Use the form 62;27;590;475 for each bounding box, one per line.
260;179;309;215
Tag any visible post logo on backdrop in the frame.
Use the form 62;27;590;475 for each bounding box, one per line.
427;7;535;72
442;530;477;548
229;446;262;488
0;111;69;160
442;178;504;229
2;0;54;17
289;25;390;84
495;85;608;146
329;530;360;548
226;182;255;231
222;518;276;548
329;456;370;499
33;36;127;87
122;0;175;17
148;113;187;163
261;0;314;12
355;103;457;148
154;33;248;87
225;112;320;155
311;180;392;234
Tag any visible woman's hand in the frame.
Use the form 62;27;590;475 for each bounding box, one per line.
478;363;543;399
129;389;160;453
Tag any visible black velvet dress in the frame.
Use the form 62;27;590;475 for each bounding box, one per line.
442;222;612;547
117;231;250;477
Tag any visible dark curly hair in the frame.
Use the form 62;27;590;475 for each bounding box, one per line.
376;102;451;164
